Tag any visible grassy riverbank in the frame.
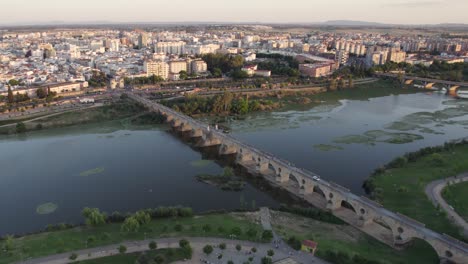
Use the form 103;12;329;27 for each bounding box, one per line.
275;79;419;111
0;97;160;135
269;211;439;264
0;214;262;264
364;141;468;240
442;181;468;222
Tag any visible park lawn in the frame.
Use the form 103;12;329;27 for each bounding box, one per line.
0;214;263;264
76;248;187;264
271;211;439;264
370;144;468;240
442;181;468;222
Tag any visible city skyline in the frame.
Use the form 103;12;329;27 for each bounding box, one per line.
1;0;468;25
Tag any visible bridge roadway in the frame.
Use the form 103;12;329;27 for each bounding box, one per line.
127;92;468;263
376;73;468;87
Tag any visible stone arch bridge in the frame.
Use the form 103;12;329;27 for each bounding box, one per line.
127;92;468;263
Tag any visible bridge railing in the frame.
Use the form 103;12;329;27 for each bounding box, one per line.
128;92;468;254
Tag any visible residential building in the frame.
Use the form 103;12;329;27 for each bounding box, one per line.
144;60;169;80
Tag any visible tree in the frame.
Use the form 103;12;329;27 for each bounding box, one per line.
328;79;337;91
338;79;346;90
231;69;249;80
69;253;78;261
246;228;257;238
7;86;14;104
134;210;151;226
251;247;257;253
118;245;127;254
8;79;20;86
16;122;27;134
36;88;47;99
203;245;213;255
231;226;242;236
235;244;241;251
261;256;273;264
149;241;157;250
81;208;106;227
267;249;275;257
121;216;140;232
219;243;226;250
261;230;273;241
212;68;222;77
179;70;188;80
2;235;14;251
179;239;190;248
154;255;165;264
348;75;354;88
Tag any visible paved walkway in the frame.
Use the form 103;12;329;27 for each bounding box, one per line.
425;173;468;237
17;235;325;264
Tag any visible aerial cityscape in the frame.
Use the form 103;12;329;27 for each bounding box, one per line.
1;1;468;264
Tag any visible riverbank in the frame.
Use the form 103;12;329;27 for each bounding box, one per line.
163;79;417;119
363;139;468;240
0;96;162;135
442;180;468;223
1;210;441;264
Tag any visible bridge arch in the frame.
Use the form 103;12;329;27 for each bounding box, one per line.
340;200;357;214
313;185;326;198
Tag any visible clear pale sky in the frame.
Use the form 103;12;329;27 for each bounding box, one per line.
1;0;467;25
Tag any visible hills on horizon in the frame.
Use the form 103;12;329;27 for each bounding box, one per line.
1;19;468;28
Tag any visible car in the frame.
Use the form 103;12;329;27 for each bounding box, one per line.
312;176;320;181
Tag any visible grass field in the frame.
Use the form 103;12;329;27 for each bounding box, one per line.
367;144;468;240
0;214;263;264
77;248;187;264
442;181;468;222
271;211;439;264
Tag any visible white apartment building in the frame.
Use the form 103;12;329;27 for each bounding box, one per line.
155;41;186;55
144;60;169;80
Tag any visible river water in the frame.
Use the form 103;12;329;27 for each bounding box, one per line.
1;91;467;236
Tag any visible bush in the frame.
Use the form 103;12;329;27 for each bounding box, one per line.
261;230;273;241
267;249;275;256
236;244;241;251
16;122;27;134
251;247;257;253
203;245;213;255
219;243;226;250
149;241;157;250
174;224;183;231
179;239;190;248
287;236;302;250
118;245;127;254
261;256;273;264
69;253;78;260
154;255;165;264
231;226;242;236
246;228;258;238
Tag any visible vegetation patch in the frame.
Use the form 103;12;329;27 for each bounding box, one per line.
195;167;245;191
36;202;58;215
384;121;421;131
334;130;423;145
190;160;213;168
78;248;189;264
313;144;344;152
442;181;468;222
363;140;468;240
80;167;105;177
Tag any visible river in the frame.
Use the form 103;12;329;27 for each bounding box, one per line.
1;90;467;236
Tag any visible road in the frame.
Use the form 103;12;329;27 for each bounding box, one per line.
425;173;468;237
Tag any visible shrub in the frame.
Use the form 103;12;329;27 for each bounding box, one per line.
236;244;242;251
203;245;213;255
267;249;275;256
261;230;273;241
118;245;127;254
261;256;273;264
251;247;257;253
69;253;78;260
219;243;226;250
149;241;157;250
179;239;190;248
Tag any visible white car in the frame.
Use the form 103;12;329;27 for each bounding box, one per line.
312;176;320;181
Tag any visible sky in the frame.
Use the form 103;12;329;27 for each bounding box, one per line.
1;0;467;25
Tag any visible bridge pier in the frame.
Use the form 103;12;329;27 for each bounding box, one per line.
219;144;237;155
177;123;192;132
190;129;203;138
276;169;290;184
171;119;182;128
